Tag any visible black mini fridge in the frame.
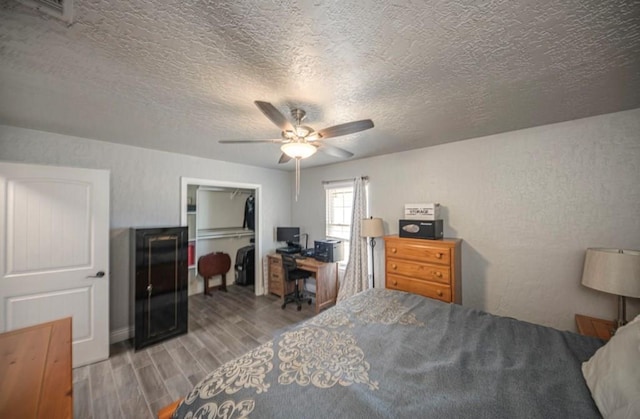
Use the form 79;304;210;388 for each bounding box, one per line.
130;226;188;350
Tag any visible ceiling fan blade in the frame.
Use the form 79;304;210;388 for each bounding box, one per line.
278;153;292;164
317;119;374;139
254;101;294;131
315;143;354;159
218;139;282;144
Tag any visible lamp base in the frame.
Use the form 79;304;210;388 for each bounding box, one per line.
369;237;377;288
616;295;627;329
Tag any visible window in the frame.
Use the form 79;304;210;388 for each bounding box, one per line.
325;183;353;265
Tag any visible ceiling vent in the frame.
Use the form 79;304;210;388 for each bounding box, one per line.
16;0;74;24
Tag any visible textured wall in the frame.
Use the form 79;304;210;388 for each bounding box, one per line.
292;108;640;332
0;125;293;339
2;108;639;336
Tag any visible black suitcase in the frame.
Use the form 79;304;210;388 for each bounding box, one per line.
234;245;255;286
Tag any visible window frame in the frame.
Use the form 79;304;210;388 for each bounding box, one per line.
324;181;355;267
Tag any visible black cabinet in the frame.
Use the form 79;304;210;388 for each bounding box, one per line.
130;227;188;350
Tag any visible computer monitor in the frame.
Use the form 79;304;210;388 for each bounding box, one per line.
276;227;300;246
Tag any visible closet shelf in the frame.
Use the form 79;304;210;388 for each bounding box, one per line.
197;228;255;240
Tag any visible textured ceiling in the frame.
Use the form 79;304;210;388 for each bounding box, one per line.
1;0;639;170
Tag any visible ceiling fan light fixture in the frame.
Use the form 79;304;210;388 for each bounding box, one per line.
220;102;373;169
281;142;316;159
282;130;296;139
295;125;313;138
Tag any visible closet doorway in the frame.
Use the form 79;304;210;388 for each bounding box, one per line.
180;177;262;296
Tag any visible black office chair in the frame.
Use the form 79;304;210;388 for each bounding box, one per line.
281;254;313;311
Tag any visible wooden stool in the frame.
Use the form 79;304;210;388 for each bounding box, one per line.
198;252;231;295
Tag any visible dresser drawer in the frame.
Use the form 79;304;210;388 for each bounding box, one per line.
268;256;296;297
386;274;451;303
268;256;282;296
269;269;283;282
269;281;282;295
386;258;450;284
385;241;451;265
270;264;283;276
269;256;282;269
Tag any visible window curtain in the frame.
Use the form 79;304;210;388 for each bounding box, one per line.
337;177;368;302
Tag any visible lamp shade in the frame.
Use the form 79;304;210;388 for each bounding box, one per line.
361;217;384;238
581;248;640;298
280;142;316;159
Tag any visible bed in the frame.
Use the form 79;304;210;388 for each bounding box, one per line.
167;289;612;418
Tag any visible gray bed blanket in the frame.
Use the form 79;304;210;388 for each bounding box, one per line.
174;289;603;418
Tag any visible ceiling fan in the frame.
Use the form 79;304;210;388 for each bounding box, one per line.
219;101;374;164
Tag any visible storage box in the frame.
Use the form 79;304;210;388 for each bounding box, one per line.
404;203;440;220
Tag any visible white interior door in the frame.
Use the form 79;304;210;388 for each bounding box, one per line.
0;162;109;367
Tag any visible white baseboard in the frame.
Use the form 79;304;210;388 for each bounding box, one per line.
110;326;132;344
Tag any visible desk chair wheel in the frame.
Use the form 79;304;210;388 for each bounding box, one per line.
297;305;302;311
308;299;312;305
281;303;286;310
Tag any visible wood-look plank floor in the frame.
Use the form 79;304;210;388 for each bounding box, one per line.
72;285;315;419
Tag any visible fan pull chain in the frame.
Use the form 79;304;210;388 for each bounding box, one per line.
295;157;301;201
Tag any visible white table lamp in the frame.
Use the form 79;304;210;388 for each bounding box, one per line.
581;248;640;328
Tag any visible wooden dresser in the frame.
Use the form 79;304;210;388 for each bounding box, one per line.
384;235;462;304
0;317;73;418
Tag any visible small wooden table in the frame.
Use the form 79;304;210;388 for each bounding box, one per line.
575;314;616;341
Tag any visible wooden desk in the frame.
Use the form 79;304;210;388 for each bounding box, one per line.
0;317;73;419
575;314;616;341
267;254;338;313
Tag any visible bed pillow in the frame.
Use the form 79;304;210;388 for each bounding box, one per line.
582;313;640;419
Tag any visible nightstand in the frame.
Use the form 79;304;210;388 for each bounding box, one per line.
575;314;616;341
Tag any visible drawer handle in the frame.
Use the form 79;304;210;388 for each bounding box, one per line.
392;264;397;270
392;280;398;286
435;271;442;277
436;290;443;296
435;253;443;259
391;248;397;253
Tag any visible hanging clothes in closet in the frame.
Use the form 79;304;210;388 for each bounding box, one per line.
243;194;255;230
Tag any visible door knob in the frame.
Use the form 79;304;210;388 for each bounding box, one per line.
87;271;105;278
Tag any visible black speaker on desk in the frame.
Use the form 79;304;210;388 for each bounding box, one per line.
301;248;315;257
314;239;344;262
